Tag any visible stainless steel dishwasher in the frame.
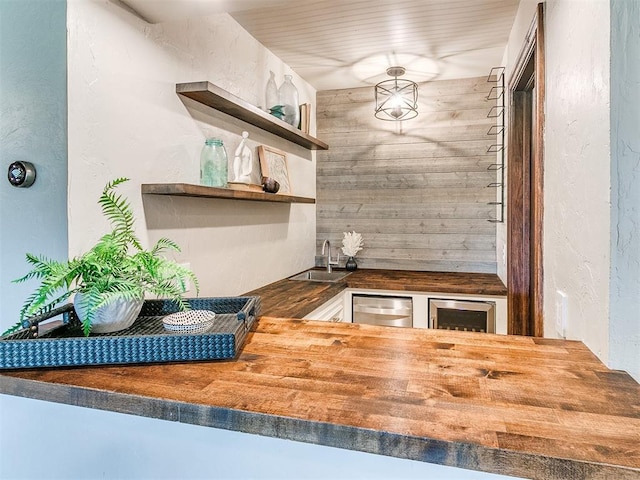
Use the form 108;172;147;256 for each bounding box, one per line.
352;294;413;328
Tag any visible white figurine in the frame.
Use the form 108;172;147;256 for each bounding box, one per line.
232;131;253;183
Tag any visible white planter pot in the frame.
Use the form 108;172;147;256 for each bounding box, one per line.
74;293;144;334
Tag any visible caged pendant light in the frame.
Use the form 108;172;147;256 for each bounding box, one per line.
374;66;418;121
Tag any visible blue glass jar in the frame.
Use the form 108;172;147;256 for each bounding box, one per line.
200;138;228;188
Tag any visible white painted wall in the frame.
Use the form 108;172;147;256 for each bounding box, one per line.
501;0;639;381
609;0;640;380
543;0;611;363
67;0;317;298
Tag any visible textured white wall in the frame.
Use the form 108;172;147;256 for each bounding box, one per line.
67;0;316;297
610;0;640;381
543;0;611;362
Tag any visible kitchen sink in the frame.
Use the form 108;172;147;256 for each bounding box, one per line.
288;270;351;283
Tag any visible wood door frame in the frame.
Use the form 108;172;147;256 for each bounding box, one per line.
507;3;545;336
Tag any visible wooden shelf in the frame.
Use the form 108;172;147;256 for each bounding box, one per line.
141;183;315;204
176;81;328;151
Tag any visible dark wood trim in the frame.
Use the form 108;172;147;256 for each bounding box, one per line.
532;3;545;337
507;3;545;336
508;91;531;335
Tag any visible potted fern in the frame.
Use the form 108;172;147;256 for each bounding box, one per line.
4;178;198;336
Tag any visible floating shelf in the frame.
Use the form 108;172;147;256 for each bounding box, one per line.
141;183;315;204
176;81;328;151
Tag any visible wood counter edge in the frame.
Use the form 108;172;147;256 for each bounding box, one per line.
1;374;636;480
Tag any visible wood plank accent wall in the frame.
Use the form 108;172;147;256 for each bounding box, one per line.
316;76;497;273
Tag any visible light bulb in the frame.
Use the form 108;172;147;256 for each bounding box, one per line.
390;93;403;107
390;93;403;118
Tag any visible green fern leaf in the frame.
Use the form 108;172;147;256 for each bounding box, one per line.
5;178;200;338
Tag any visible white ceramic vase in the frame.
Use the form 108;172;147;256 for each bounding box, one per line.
74;293;144;334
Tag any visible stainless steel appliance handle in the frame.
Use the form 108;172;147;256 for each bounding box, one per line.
352;305;412;316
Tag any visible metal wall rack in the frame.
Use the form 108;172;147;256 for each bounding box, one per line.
486;67;505;223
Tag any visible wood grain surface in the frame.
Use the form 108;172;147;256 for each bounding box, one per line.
316;76;499;274
343;269;507;296
1;318;638;480
141;183;315;204
176;81;328;150
1;271;637;479
246;275;345;318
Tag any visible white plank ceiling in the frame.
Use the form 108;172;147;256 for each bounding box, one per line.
121;0;520;91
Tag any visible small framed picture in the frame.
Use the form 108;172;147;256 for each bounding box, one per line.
258;145;291;194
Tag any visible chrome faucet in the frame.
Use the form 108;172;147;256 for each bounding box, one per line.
322;239;339;273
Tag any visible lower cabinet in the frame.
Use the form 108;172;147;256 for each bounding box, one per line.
302;289;507;335
344;289;507;334
303;292;346;323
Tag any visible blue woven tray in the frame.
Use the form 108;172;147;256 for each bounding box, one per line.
0;296;260;369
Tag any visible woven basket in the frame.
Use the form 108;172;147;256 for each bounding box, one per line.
0;296;260;369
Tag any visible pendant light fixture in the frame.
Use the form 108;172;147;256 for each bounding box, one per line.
374;66;418;121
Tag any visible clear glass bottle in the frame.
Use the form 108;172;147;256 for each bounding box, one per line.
278;74;300;127
265;70;278;111
200;138;228;188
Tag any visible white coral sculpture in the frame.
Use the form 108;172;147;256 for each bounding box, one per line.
341;231;364;257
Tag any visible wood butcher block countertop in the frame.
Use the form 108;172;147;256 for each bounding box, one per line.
1;270;639;480
246;268;508;319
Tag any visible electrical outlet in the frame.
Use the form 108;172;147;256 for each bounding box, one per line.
555;290;567;338
179;262;191;293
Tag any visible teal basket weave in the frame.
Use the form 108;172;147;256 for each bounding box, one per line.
0;296;260;369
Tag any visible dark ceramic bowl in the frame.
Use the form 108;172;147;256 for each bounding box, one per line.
262;177;280;194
